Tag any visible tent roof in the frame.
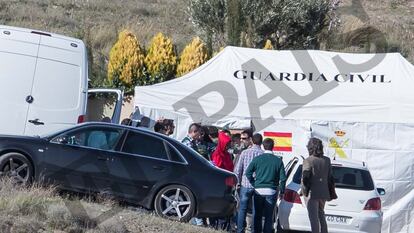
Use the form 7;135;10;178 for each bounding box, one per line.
135;46;414;124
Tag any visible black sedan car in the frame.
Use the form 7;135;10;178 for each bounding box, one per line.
0;122;237;222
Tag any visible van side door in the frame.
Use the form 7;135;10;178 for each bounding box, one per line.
0;28;40;135
24;35;87;136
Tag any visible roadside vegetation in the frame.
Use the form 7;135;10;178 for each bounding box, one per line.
0;0;412;92
0;178;222;233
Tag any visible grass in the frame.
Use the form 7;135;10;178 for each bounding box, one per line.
333;0;414;61
0;0;195;87
0;0;412;85
0;178;222;233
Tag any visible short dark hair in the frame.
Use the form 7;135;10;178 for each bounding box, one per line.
121;118;132;126
101;117;111;123
163;119;174;127
207;126;219;138
222;129;231;135
241;129;253;138
137;116;150;128
232;133;241;141
252;133;263;145
263;138;274;151
188;123;201;133
154;122;164;133
307;137;324;157
201;126;213;143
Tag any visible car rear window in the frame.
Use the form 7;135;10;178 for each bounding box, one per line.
166;144;186;163
292;165;375;191
332;166;374;191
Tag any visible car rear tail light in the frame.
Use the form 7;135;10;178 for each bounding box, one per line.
225;176;236;187
77;115;86;123
284;189;302;204
364;197;381;210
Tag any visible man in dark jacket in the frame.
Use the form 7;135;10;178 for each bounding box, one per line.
246;138;286;233
302;137;334;233
181;123;201;151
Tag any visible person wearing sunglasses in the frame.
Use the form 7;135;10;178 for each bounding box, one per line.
234;132;262;233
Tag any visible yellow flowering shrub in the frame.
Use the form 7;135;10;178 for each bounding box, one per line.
145;33;177;84
107;30;145;90
176;37;209;77
263;39;274;50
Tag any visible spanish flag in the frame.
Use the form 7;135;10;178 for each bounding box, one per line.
263;132;292;152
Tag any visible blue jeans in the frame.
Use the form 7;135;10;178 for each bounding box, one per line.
253;192;277;233
210;217;231;231
237;187;255;233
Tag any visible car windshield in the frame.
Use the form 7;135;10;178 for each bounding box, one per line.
292;165;375;191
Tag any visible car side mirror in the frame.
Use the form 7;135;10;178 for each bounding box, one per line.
377;188;386;196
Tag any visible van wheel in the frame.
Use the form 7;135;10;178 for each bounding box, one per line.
0;152;33;185
154;184;196;222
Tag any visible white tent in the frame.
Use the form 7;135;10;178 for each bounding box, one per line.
134;46;414;232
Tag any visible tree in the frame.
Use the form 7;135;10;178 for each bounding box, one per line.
107;30;145;92
145;33;177;84
238;0;278;47
227;0;243;46
189;0;336;50
212;46;225;57
263;39;274;50
239;0;332;49
275;0;331;49
176;37;209;77
188;0;227;51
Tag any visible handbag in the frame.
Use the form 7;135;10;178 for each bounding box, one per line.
328;176;338;201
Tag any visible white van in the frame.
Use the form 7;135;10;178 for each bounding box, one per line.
0;25;121;136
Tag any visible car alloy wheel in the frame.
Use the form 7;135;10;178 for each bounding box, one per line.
0;152;33;185
154;184;195;222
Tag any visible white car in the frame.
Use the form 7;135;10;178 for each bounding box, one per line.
277;156;384;233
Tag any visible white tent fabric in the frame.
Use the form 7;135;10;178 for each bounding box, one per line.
134;47;414;232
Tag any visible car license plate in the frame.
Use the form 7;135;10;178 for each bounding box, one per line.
326;215;350;224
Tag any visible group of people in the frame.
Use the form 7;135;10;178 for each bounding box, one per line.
177;122;287;232
124;116;335;233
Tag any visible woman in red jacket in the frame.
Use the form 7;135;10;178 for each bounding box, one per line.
211;131;234;172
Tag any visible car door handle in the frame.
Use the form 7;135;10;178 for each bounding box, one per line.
97;156;108;161
28;119;44;125
327;203;338;206
152;165;165;171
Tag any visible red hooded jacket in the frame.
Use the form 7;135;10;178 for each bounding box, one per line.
211;131;234;172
